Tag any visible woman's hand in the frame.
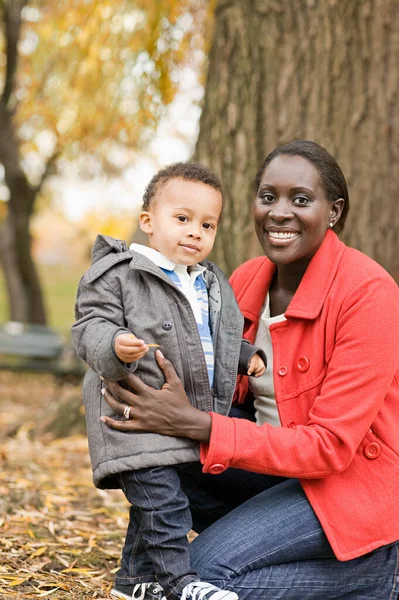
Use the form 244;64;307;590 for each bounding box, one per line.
100;350;212;443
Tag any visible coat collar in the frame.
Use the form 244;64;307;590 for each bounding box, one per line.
286;230;346;319
238;230;346;323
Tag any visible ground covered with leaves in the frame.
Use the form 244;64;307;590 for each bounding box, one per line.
0;371;129;599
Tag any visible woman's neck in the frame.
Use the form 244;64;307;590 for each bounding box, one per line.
269;262;308;316
275;261;309;293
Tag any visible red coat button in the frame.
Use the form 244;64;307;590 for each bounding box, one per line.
278;366;288;376
287;421;296;429
364;442;381;459
297;356;310;372
208;463;226;475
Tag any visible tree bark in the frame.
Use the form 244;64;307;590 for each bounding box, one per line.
194;0;399;277
0;0;47;324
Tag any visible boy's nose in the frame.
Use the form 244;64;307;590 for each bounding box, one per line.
188;226;202;239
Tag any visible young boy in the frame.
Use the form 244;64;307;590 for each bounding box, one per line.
72;163;266;600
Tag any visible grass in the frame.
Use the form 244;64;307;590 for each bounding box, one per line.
0;263;86;339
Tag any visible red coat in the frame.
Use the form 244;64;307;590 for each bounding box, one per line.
200;230;399;560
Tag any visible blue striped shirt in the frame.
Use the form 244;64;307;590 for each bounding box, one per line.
130;244;214;386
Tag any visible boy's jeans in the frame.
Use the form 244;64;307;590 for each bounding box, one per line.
115;465;199;599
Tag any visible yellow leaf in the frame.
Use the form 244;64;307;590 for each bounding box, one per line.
9;577;30;587
29;546;47;559
0;575;29;583
61;567;101;574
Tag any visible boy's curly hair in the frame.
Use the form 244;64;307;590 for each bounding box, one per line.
142;162;224;210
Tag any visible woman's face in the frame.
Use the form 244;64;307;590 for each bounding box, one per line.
253;154;343;267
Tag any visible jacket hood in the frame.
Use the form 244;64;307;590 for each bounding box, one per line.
83;235;132;284
91;235;128;265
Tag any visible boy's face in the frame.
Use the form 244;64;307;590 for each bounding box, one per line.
139;178;222;266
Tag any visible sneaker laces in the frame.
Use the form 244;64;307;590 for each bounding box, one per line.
132;583;148;600
181;581;234;600
131;582;163;599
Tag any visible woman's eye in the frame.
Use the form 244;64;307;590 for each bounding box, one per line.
177;215;188;223
293;196;310;206
260;193;275;204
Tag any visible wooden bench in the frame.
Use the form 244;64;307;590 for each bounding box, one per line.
0;322;85;376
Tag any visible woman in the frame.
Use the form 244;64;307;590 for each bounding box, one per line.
102;141;399;599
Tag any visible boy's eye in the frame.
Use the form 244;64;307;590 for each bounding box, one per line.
202;223;214;230
177;215;188;223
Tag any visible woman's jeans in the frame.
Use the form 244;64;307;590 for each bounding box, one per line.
181;467;399;599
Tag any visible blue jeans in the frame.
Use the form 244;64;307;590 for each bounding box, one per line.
182;471;399;599
115;465;199;598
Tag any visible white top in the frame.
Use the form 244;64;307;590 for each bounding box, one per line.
249;293;286;427
129;243;206;322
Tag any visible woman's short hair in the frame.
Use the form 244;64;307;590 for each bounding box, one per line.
255;140;350;233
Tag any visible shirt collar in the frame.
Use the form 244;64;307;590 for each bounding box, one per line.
129;243;206;277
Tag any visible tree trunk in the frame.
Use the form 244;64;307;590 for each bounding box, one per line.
0;110;47;324
0;188;47;325
0;215;28;322
0;0;47;324
194;0;399;277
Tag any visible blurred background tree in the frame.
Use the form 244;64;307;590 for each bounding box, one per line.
0;0;210;325
195;0;399;277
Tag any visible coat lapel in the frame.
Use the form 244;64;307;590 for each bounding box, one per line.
286;230;346;320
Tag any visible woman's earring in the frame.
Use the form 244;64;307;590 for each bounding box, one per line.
329;222;334;228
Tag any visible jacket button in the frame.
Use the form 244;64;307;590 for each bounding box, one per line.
297;356;310;372
364;442;381;459
287;421;296;429
162;320;172;331
278;366;288;376
208;463;226;475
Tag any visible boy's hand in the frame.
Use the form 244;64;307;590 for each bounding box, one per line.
114;333;149;363
247;353;266;377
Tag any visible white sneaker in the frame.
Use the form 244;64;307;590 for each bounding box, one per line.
181;581;239;600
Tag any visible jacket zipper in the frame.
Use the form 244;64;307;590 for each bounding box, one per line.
169;303;197;405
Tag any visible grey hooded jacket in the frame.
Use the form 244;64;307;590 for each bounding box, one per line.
72;235;261;489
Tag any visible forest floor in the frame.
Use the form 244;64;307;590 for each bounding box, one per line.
0;370;130;599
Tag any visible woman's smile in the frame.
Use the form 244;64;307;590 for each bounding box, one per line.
265;228;301;245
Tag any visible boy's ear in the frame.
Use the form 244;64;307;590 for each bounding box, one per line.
139;211;152;234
